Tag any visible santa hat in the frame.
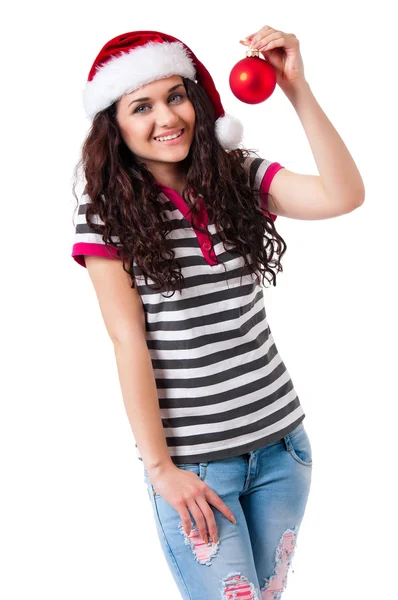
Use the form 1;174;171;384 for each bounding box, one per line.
83;30;244;150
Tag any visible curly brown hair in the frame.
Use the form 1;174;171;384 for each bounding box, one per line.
72;76;287;296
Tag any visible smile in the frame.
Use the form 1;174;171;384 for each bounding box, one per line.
154;129;185;143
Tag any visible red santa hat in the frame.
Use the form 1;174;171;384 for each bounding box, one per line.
83;30;244;150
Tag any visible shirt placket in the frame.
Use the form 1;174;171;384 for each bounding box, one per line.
157;186;218;265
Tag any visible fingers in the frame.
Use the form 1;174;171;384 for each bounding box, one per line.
187;498;210;543
205;486;237;524
177;486;237;545
195;496;218;543
242;34;255;44
177;503;194;538
244;26;272;45
251;32;281;51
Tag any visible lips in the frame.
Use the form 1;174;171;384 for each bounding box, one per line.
154;129;184;142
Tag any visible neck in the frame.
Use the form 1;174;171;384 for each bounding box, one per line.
137;159;190;198
153;170;187;197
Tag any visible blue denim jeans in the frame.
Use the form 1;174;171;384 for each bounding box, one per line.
143;422;312;600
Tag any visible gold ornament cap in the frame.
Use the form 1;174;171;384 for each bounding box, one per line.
245;48;260;57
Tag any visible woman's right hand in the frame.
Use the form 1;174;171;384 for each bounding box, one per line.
147;464;237;544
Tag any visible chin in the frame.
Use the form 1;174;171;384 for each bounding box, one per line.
154;145;192;161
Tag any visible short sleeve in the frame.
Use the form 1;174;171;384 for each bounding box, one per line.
242;154;284;222
71;194;122;268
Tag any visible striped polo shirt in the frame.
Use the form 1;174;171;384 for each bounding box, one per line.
72;154;305;464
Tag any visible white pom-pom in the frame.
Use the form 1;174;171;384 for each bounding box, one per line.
215;114;244;150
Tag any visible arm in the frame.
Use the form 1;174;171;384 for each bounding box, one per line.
265;80;365;220
266;168;360;220
285;80;365;204
85;255;173;477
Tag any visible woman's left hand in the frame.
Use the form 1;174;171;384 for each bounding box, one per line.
240;25;306;93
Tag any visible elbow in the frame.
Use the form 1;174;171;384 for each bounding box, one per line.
355;194;365;208
355;180;366;206
356;185;366;205
350;188;365;210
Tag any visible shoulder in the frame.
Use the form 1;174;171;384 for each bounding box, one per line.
72;193;121;268
241;152;284;195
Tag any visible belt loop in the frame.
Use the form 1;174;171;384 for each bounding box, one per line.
283;433;292;452
199;462;208;481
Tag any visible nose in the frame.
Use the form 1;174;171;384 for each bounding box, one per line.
154;102;180;128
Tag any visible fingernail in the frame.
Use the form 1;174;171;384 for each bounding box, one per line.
231;516;237;524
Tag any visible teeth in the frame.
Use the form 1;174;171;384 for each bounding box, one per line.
155;129;183;142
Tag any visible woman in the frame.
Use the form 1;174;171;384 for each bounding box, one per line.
71;27;364;599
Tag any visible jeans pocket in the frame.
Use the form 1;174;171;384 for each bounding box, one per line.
143;462;208;498
284;423;313;467
176;463;201;471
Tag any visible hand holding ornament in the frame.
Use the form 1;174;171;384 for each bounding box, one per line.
240;25;306;94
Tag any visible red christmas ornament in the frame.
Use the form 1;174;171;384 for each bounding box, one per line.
229;48;276;104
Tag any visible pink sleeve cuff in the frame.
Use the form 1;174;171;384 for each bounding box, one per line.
72;243;121;268
260;163;285;222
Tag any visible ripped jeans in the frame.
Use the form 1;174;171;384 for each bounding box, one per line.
143;421;312;600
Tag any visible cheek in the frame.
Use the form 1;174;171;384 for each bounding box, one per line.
187;104;196;125
177;99;195;125
121;120;152;148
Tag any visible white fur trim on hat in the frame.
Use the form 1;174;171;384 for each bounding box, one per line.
83;41;196;120
215;114;244;150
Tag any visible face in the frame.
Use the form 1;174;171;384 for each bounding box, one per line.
115;75;196;176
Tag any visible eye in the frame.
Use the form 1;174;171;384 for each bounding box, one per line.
169;93;185;103
133;93;185;114
133;104;149;114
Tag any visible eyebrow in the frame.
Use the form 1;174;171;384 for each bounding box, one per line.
128;84;185;107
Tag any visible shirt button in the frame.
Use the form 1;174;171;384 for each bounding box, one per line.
202;242;211;251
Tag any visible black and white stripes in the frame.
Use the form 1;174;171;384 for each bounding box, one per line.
72;155;305;464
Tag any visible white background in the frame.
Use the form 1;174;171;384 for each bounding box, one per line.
2;1;397;598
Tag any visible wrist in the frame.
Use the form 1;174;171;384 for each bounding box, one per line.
280;77;311;101
146;460;176;478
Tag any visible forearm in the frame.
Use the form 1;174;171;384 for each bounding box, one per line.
113;337;174;476
284;79;365;204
